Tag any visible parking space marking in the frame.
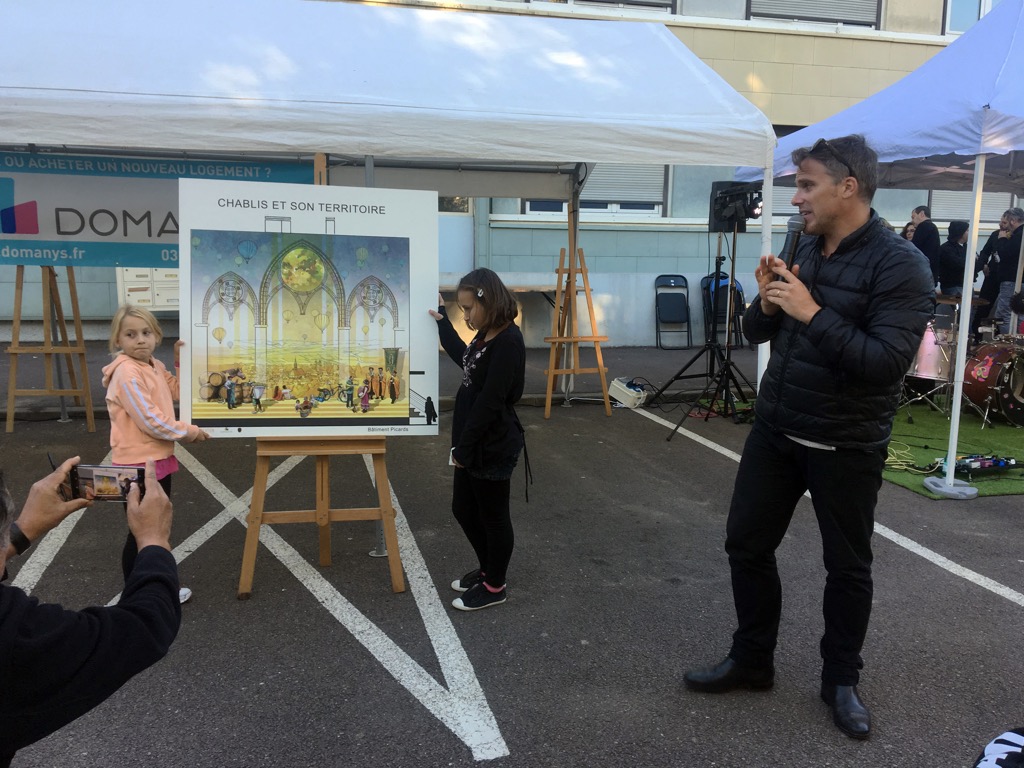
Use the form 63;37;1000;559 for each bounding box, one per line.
635;408;1024;608
12;450;113;594
175;446;508;761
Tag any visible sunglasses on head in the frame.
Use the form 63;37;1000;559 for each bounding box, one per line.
811;138;855;180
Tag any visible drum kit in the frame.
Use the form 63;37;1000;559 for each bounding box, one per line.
902;293;1024;427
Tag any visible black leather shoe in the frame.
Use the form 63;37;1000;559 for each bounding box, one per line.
821;683;871;740
683;657;774;693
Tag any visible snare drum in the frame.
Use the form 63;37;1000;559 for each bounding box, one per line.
963;342;1024;426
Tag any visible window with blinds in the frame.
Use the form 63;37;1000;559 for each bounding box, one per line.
525;163;665;215
580;164;666;203
748;0;879;27
930;190;1014;223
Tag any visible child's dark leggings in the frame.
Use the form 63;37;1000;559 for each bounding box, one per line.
121;474;173;580
451;468;513;589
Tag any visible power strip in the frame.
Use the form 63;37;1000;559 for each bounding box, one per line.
936;454;1019;477
609;377;647;409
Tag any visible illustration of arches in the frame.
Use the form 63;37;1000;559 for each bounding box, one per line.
256;240;345;326
197;272;258;379
346;276;399;328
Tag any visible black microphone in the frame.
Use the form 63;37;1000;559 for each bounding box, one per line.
782;214;805;269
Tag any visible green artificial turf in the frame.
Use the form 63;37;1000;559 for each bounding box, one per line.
885;402;1024;498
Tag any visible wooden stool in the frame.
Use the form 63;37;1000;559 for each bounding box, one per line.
237;436;405;598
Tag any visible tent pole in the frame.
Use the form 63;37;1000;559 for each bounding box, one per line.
755;142;775;389
364;155;375;188
926;153;987;499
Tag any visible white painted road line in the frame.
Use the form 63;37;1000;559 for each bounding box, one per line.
12;450;113;594
177;445;508;761
634;407;1024;609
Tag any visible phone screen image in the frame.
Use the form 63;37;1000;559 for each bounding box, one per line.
71;465;145;502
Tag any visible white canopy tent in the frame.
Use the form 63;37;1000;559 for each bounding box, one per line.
0;0;775;209
739;0;1024;498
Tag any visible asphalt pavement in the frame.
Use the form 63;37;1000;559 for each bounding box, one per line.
2;340;1022;768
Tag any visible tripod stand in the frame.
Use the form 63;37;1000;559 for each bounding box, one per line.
651;224;755;440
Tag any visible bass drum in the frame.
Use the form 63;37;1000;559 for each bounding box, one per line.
963;342;1024;426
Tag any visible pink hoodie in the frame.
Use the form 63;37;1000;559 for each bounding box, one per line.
102;354;201;463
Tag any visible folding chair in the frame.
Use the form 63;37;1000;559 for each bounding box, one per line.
655;274;691;349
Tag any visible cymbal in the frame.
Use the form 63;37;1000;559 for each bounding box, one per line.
936;294;989;306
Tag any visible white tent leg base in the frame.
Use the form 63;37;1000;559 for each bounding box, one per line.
923;476;979;499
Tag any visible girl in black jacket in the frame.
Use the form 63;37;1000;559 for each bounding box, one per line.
430;269;525;611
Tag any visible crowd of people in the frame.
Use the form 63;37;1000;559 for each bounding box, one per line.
900;205;1024;342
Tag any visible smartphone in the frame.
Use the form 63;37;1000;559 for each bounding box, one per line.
69;464;145;502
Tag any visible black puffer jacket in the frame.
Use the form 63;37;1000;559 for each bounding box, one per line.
744;211;935;449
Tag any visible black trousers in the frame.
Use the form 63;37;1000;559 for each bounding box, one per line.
451;468;514;588
725;421;884;686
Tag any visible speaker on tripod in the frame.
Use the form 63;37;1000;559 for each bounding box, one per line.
650;181;762;438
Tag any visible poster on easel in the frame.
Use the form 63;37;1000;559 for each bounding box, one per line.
178;179;439;437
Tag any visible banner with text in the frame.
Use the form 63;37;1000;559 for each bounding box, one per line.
0;151;310;268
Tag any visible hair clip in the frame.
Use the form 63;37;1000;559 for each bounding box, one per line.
477;288;484;298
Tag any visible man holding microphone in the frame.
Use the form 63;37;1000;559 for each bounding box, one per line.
684;135;935;739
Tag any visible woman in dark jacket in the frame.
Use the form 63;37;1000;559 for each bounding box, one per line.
430;268;525;611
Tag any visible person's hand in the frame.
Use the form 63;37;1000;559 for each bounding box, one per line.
754;255;784;316
174;339;185;366
15;456;92;543
428;292;444;320
126;461;172;551
189;429;212;443
762;261;820;324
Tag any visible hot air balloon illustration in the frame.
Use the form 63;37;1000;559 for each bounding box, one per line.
314;313;330;333
237;240;257;264
362;324;370;335
355;247;369;269
283;310;294;324
212;327;226;344
378;316;387;328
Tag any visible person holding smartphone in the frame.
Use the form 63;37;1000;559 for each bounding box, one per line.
0;458;180;766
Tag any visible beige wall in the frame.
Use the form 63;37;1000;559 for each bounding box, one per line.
884;0;945;35
669;24;944;126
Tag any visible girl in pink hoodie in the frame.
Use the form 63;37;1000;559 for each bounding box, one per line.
102;305;210;603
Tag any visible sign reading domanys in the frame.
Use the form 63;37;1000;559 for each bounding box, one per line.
0;151;310;268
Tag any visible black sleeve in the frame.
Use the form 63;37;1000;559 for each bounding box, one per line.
434;305;467;368
0;546;181;755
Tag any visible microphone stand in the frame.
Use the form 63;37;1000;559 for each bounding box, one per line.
663;218;755;441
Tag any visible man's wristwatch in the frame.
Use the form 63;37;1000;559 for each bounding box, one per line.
9;522;31;555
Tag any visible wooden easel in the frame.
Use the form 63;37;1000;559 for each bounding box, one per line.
543;245;612;419
5;265;96;433
237;437;405;597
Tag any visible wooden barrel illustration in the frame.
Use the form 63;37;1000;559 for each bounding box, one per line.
208;372;225;387
241;382;254;403
199;384;215;401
